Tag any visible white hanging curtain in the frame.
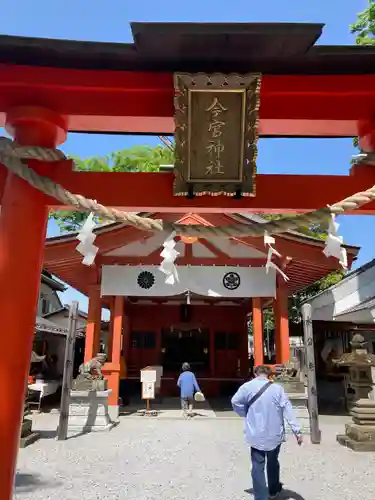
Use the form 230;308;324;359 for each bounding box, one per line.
101;265;276;298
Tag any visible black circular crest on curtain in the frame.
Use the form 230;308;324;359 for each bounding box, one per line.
137;271;155;289
223;272;240;290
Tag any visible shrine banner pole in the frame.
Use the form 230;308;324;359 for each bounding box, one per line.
301;303;321;444
58;301;79;441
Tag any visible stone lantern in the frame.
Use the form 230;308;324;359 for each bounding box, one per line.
334;333;375;410
335;334;375;451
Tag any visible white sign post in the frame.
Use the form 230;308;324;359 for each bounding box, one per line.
140;367;157;411
142;381;155;400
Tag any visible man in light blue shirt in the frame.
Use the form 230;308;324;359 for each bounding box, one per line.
231;365;302;500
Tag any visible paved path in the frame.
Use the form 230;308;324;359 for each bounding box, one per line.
122;397;219;419
14;416;374;500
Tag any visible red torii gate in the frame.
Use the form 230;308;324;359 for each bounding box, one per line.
1;21;375;498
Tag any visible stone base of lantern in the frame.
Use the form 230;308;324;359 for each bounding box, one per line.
67;390;115;437
337;399;375;451
20;418;40;448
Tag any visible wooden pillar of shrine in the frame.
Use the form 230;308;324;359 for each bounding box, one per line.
84;285;102;362
240;318;250;378
209;327;215;377
156;327;162;365
123;305;131;376
107;297;115;360
252;298;264;366
0;107;67;499
273;286;290;364
106;295;124;407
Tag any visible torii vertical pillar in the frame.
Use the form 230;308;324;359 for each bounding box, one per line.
0;107;67;500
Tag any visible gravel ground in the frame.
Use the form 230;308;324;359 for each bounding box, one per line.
14;417;375;500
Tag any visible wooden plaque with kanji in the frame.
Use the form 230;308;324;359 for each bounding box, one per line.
174;72;261;197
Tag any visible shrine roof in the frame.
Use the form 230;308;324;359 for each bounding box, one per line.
35;315;86;337
43;212;360;298
301;258;375;323
336;295;375;316
35;316;68;336
1;22;375;74
43;304;88;320
301;257;375;305
41;269;66;292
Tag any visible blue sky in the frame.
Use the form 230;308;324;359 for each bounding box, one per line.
0;0;372;312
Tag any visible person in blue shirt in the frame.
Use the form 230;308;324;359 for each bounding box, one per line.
177;362;201;417
231;365;302;500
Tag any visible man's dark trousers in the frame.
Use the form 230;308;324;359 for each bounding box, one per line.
250;445;282;500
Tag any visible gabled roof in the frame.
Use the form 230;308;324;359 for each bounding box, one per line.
44;212;359;298
43;305;88;320
35;316;68;336
303;258;375;323
41;269;66;292
302;258;375;305
35;315;86;337
336;296;375;316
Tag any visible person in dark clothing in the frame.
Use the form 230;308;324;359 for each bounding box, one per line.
177;362;201;417
249;355;255;377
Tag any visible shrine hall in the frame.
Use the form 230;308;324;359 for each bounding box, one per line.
44;212;358;412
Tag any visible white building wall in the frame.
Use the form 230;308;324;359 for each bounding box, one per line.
37;282;63;316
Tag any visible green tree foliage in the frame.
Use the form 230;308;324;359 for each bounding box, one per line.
50;145;174;232
251;212;343;326
248;270;345;336
260;213;328;241
350;0;375;46
351;1;375;150
288;270;345;323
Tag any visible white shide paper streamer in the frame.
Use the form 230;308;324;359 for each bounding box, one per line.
76;212;99;266
323;214;348;269
159;231;180;285
264;231;289;282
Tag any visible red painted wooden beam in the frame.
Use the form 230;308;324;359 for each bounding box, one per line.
1;65;375;135
2;161;374;214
